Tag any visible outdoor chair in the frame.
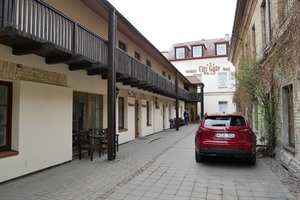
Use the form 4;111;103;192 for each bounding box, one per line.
100;128;119;155
77;131;100;161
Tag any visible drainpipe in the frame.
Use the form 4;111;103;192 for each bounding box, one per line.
175;70;179;131
200;83;205;118
107;9;117;160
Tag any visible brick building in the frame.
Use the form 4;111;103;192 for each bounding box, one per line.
229;0;300;178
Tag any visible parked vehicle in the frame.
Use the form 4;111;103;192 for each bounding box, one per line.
195;113;257;165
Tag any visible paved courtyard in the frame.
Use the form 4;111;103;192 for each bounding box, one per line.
0;124;299;200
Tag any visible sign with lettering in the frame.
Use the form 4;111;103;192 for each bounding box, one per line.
185;63;231;75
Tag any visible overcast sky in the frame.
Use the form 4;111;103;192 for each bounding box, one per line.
107;0;237;51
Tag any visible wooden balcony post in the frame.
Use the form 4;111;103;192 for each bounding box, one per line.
107;9;117;160
175;70;179;131
2;0;10;27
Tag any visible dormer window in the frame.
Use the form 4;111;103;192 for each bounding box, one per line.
216;43;227;55
192;46;203;57
175;47;185;59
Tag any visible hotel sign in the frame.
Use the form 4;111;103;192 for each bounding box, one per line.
185;63;230;75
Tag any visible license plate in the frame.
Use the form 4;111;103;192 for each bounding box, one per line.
215;133;235;138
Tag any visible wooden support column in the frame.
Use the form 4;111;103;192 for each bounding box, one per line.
107;9;116;160
175;70;179;131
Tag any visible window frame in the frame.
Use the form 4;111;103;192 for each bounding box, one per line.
282;84;294;148
218;72;228;87
175;47;185;59
192;45;203;57
261;0;271;48
146;59;152;67
0;81;12;152
118;97;125;129
218;101;228;114
134;52;141;61
216;43;227;55
72;92;103;132
119;41;126;52
146;101;152;126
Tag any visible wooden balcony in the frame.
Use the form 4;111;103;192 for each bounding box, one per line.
0;0;201;102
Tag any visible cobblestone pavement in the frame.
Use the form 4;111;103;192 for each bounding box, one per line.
263;157;300;200
103;128;298;200
0;125;197;200
0;124;299;200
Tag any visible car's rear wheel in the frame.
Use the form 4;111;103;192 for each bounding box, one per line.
195;151;203;162
248;154;256;165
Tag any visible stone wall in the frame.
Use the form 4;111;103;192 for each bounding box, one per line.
0;60;67;86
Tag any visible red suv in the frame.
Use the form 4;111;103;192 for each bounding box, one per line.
195;113;256;165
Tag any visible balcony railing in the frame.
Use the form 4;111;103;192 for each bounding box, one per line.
0;0;108;65
115;49;200;102
0;0;201;102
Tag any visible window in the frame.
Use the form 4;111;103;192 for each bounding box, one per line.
0;81;12;152
162;71;166;77
73;93;102;132
135;52;141;60
168;75;171;80
282;85;294;147
284;0;289;19
89;96;101;130
118;97;125;129
252;25;257;57
146;101;151;126
261;0;271;48
192;46;202;57
218;72;227;87
175;47;185;59
204;115;245;126
119;41;126;52
218;101;228;113
216;43;227;55
278;0;289;23
146;59;151;67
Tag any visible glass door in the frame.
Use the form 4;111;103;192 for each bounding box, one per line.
72;92;102;151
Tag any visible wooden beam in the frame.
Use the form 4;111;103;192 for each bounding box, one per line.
107;9;117;160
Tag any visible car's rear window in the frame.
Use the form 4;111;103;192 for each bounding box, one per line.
204;116;246;126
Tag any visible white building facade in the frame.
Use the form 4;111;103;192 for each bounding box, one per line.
0;0;201;183
164;35;236;116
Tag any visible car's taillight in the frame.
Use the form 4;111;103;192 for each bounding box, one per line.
197;127;208;134
239;128;253;134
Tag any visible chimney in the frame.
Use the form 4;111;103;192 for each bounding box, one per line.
225;34;229;39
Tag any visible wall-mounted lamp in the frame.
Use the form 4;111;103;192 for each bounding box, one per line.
154;97;159;109
154;97;158;104
128;90;132;96
116;87;119;97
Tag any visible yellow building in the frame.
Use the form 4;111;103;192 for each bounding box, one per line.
0;0;202;182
